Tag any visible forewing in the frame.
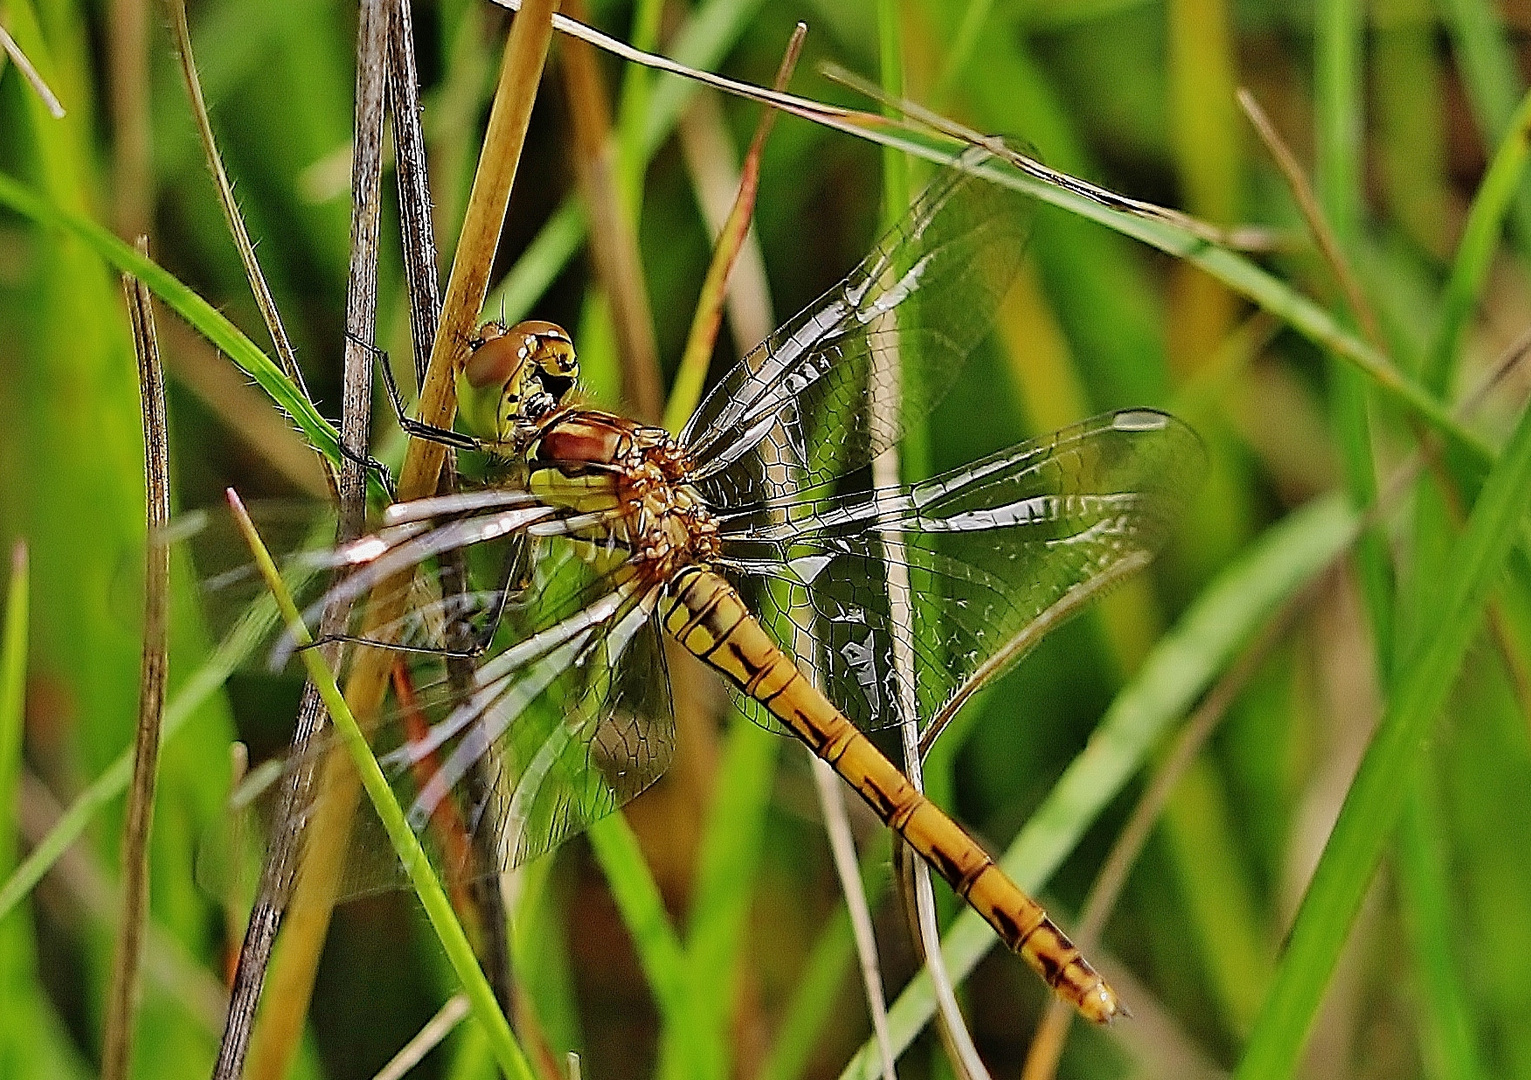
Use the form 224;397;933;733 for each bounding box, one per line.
199;516;675;903
679;145;1033;508
712;411;1204;741
161;492;545;674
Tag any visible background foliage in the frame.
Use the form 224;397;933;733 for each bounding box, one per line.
2;0;1531;1078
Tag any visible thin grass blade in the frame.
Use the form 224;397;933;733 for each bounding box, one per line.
1234;394;1531;1079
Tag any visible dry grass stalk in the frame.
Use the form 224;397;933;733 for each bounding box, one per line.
400;0;559;503
102;248;171;1080
237;2;395;1076
0;22;65;117
108;0;150;237
1236;89;1387;354
561;0;663;421
372;994;471;1080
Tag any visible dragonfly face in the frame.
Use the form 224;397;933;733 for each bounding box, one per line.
456;319;578;449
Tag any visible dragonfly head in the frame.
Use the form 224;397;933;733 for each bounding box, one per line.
458;320;579;445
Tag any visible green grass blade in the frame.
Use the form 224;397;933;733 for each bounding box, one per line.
678;720;781;1080
0;543;27;879
759;841;893;1080
1398;772;1489;1080
586;813;699;1071
0;587;280;922
0;172;386;503
1437;0;1531;250
226;491;534;1080
758;907;858;1080
511;856;584;1061
0;543;33;1072
837;494;1359;1080
1160;756;1274;1036
955;33;1171;408
956;161;1479;462
1233;395;1531;1079
5;5;238;1069
1424;86;1531;395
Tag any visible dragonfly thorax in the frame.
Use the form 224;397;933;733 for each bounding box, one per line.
530;411;719;585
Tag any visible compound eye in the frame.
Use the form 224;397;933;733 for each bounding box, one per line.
462;321;521;393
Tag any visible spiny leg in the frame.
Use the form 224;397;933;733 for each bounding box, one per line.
346;331;485;453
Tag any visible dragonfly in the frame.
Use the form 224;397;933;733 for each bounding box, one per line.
219;145;1202;1025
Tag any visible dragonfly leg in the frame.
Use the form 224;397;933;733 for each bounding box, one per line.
298;632;486;660
332;438;399;501
347;332;485;453
462;538;532;653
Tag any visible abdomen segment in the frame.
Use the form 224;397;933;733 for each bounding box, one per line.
663;567;1121;1024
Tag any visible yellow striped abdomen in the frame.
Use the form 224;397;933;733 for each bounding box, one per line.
663;567;1121;1023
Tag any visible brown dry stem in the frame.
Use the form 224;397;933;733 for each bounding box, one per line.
561;0;663;422
102;247;171;1080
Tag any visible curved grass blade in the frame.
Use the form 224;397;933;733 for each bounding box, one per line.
0;172;385;503
489;0;1484;469
1398;776;1490;1080
0;22;65;117
1424;86;1531;395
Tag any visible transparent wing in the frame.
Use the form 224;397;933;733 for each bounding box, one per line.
679;144;1033;508
159;494;541;673
709;411;1204;743
197;498;675;903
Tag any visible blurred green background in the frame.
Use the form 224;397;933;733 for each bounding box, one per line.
3;0;1531;1078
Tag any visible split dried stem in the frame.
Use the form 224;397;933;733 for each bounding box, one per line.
243;7;557;1076
101;249;171;1080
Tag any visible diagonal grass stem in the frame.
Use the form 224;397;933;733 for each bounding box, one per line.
224;488;535;1080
